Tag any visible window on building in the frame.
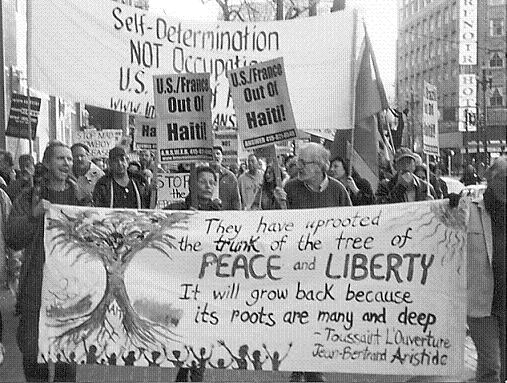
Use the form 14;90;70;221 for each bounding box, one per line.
490;87;504;107
436;12;441;29
443;7;449;24
405;29;410;45
429;16;434;32
488;0;506;5
443;64;448;80
419;0;425;9
411;26;415;42
423;19;428;35
429;42;434;58
437;40;442;56
422;46;427;62
490;52;504;67
412;0;418;13
443;40;449;53
451;2;457;20
417;23;422;40
490;19;505;36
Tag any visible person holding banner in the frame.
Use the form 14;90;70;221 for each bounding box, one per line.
210;145;241;211
5;140;91;382
280;143;350;382
376;147;436;204
283;143;351;211
93;147;151;209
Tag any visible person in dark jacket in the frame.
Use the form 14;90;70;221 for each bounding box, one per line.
6;154;35;202
328;156;374;206
209;145;241;210
376;147;436;204
483;157;506;383
93;146;150;209
5;140;91;382
460;163;482;186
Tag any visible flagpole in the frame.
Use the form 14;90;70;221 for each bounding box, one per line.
26;0;33;155
347;11;358;175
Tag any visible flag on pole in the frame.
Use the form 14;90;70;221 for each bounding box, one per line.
331;25;389;190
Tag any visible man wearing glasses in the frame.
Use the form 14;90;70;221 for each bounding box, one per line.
283;143;351;210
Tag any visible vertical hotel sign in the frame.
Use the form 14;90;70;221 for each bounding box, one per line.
458;74;477;132
458;0;477;65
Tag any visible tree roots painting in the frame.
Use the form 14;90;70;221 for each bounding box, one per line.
45;209;191;352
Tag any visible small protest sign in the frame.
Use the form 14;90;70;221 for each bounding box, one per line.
227;57;297;150
156;172;190;209
153;73;213;163
72;128;123;158
422;82;439;156
134;116;157;151
6;93;42;140
214;129;239;167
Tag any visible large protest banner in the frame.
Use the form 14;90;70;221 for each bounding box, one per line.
72;128;124;158
28;0;355;134
227;58;297;150
153;73;213;163
40;200;467;375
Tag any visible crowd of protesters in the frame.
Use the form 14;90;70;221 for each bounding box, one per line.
0;140;505;382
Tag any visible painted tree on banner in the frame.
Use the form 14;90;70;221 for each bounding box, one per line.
46;210;190;350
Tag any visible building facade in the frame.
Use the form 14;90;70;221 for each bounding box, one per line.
396;0;506;171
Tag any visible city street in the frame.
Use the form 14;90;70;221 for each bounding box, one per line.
1;288;476;382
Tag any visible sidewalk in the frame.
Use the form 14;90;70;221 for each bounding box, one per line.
1;288;476;382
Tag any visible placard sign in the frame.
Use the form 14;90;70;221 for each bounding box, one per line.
40;200;467;375
72;129;123;158
6;93;42;140
422;82;439;156
156;172;190;209
214;129;239;167
134;116;157;151
227;58;297;150
153;73;213;163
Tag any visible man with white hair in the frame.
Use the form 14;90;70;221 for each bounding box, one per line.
283;143;351;209
281;143;351;382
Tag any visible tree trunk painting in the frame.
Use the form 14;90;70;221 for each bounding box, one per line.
45;209;191;353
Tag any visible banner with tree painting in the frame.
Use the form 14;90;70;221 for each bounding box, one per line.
40;200;467;374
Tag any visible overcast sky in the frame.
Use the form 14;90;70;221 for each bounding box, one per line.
149;0;398;100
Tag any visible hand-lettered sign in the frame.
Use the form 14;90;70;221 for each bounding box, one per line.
6;93;42;140
72;129;124;158
40;200;467;375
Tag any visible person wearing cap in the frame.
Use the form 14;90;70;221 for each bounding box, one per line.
376;147;436;204
71;143;104;202
209;145;241;210
93;146;151;209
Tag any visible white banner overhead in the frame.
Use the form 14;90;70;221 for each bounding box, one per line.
28;0;356;134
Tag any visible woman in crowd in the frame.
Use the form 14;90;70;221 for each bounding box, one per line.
165;165;221;211
328;156;374;206
250;164;283;210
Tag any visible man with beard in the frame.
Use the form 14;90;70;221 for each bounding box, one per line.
70;143;104;202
